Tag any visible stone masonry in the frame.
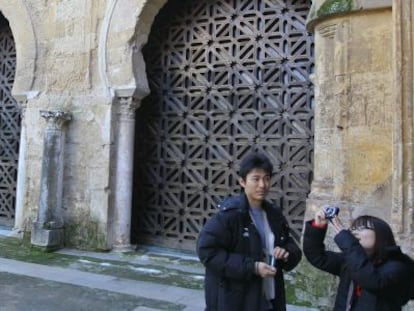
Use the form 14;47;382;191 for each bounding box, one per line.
1;0;414;308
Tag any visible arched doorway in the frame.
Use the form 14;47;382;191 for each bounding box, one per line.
0;13;18;226
133;0;314;251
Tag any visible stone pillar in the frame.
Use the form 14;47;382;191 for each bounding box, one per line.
111;89;141;251
306;1;393;221
31;110;72;250
11;92;39;233
392;0;414;253
303;1;393;308
12;94;28;233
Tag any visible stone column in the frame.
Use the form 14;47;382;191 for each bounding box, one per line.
31;110;72;250
111;89;141;251
12;94;28;233
392;0;414;252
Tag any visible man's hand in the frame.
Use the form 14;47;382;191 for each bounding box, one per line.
256;262;276;278
272;246;289;262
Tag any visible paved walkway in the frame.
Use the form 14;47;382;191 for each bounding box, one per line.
0;230;315;310
0;256;317;311
0;257;203;311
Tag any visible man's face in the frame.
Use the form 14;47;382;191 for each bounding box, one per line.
239;168;271;207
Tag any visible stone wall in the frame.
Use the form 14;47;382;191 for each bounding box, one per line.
1;0;413;307
303;1;414;309
0;0;156;250
307;7;393;224
18;0;113;249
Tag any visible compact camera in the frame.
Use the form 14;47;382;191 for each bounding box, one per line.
323;205;340;220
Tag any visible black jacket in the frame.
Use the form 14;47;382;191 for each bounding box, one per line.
303;220;411;311
196;193;302;311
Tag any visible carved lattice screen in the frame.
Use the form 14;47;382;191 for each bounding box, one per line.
133;0;314;251
0;20;18;223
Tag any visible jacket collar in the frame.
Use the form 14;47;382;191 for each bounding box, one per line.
218;192;271;212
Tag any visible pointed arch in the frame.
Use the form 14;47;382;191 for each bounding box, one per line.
0;1;36;231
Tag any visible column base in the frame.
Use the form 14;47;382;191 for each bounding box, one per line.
112;244;133;252
31;222;64;251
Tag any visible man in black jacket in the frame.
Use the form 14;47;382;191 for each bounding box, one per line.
197;152;302;311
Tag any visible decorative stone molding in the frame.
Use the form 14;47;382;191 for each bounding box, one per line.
318;24;337;39
307;0;392;31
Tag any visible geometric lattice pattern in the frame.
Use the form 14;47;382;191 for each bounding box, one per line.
0;21;18;222
134;0;314;251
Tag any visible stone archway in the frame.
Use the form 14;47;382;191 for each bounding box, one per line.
0;13;17;225
0;1;36;231
132;0;314;251
97;0;314;252
0;1;36;96
103;0;167;95
102;0;168;249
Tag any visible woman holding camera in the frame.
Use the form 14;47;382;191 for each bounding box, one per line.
303;208;412;310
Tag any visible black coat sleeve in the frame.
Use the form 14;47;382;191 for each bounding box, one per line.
334;230;409;294
280;237;302;271
302;220;344;276
196;212;255;280
278;218;302;272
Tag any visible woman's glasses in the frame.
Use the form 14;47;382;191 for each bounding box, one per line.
350;225;374;231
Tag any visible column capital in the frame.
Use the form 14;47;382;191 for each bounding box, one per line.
114;87;135;98
117;96;140;120
12;93;28;109
40;110;72;130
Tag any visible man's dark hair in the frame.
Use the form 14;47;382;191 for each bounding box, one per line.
238;152;273;179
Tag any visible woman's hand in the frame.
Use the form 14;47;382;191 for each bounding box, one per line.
314;206;345;234
330;216;345;234
315;209;328;226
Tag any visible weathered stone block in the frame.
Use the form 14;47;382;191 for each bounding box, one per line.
31;221;64;250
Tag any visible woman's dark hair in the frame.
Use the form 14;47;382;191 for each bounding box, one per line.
350;215;396;259
238;152;273;179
